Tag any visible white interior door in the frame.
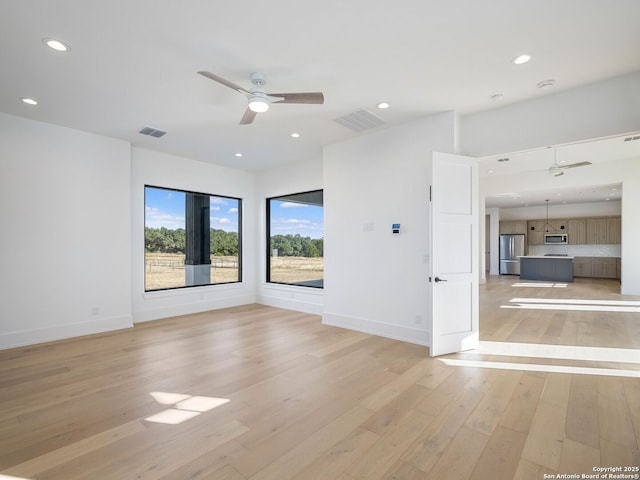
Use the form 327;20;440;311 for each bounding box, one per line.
429;152;479;357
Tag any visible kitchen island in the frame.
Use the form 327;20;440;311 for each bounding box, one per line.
519;255;574;282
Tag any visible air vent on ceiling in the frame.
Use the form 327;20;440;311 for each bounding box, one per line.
333;109;386;132
497;157;510;162
138;126;167;138
623;135;640;142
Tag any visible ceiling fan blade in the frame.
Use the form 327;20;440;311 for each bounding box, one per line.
239;108;257;125
269;92;325;104
197;71;250;95
563;161;592;169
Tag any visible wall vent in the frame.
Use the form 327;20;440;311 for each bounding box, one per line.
333;109;386;132
139;126;167;138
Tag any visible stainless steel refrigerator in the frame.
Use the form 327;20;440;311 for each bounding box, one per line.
499;234;525;275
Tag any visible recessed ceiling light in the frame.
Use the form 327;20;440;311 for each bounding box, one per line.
234;152;243;157
513;54;531;65
21;97;38;105
376;102;390;109
291;132;300;138
42;38;70;52
488;170;494;174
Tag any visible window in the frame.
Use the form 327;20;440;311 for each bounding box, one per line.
267;190;323;288
144;186;241;291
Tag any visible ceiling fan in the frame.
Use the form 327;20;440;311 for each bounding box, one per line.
547;156;592;177
198;71;324;125
524;148;592;177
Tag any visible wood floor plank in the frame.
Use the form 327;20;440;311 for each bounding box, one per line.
347;408;434;480
426;425;490;480
498;372;545;434
597;376;638;449
565;374;600;448
3;420;146;479
402;386;484;473
558;438;600;475
464;369;522;436
469;426;527;480
290;427;379;480
520;373;570;471
245;405;374;480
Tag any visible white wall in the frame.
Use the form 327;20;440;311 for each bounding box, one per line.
131;147;256;322
0;113;132;348
485;207;500;276
462;71;640;157
323;112;456;346
255;157;324;314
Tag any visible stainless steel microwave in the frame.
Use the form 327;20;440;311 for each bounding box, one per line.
544;233;568;244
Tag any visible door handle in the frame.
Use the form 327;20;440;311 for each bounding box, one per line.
434;277;447;282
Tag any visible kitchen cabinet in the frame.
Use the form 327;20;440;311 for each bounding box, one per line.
592;257;617;278
607;217;621;244
499;221;527;235
520;216;619;245
519;256;574;282
547;219;568;233
573;257;619;279
586;218;608;244
527;220;545;245
567;219;586;245
573;257;592;277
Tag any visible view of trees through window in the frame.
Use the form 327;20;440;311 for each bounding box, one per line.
267;190;323;288
144;186;241;291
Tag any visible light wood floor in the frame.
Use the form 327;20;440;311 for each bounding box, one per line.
1;276;639;479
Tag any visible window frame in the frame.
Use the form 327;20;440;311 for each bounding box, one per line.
144;184;242;292
266;189;323;288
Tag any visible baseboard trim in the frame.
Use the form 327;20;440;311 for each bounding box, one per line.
133;294;255;323
0;315;133;350
322;312;429;347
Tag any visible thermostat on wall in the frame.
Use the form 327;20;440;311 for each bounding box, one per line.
392;223;400;234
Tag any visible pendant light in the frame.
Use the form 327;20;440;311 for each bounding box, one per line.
545;199;550;232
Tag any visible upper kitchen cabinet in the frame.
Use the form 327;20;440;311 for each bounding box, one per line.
607;217;621;244
499;221;527;235
586;217;621;244
568;219;587;245
527;220;545;245
586;218;608;244
547;219;568;233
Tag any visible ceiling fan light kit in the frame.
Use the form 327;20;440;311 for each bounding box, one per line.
248;96;269;113
198;70;324;125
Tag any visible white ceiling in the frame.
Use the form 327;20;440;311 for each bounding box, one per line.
481;133;640;208
2;0;640;173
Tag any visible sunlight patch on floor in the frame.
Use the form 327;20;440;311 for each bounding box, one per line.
475;341;640;364
439;358;640;378
511;297;640;306
501;303;640;313
145;392;230;425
